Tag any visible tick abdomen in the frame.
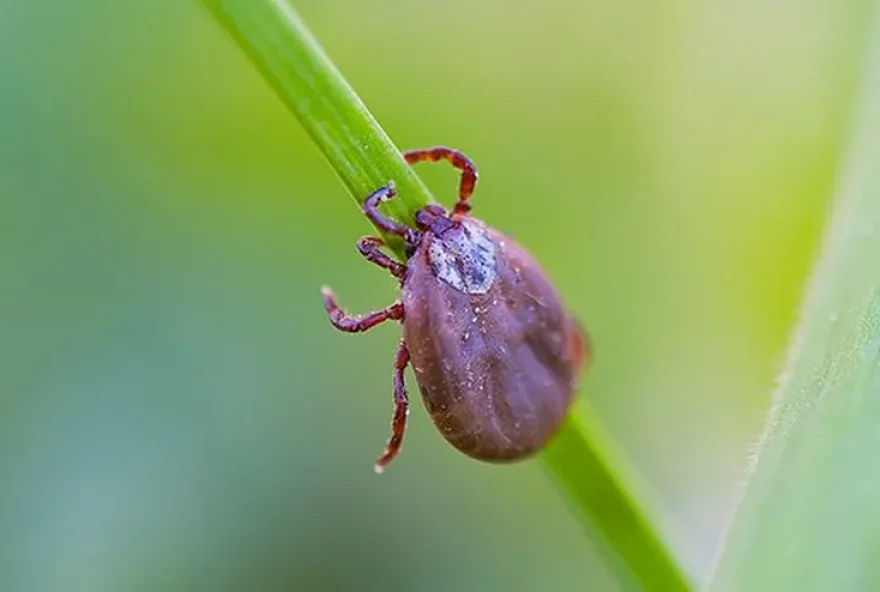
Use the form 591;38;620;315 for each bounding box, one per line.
402;220;580;461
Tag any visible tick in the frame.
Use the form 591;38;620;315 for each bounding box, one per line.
321;146;590;473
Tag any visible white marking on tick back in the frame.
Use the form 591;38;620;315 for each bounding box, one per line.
428;220;497;294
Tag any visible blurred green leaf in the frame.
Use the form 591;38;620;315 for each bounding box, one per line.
708;7;880;590
201;1;691;590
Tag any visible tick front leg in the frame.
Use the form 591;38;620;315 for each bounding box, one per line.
403;146;478;217
357;236;406;281
321;287;404;333
363;184;419;247
374;339;411;474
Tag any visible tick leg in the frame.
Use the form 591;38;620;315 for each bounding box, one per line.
403;146;478;217
357;236;406;281
321;287;404;333
572;317;593;373
374;339;411;474
363;184;419;246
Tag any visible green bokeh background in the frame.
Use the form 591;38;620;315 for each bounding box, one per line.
2;0;875;590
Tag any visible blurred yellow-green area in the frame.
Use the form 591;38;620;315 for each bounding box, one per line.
2;0;876;590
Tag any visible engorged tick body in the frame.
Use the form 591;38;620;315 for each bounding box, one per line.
321;146;590;472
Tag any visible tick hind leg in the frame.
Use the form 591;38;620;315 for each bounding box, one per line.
321;287;403;333
374;339;411;474
403;146;478;217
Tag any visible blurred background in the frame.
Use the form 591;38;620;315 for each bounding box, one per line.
2;0;877;590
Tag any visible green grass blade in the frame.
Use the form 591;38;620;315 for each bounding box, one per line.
708;8;880;591
202;0;434;251
201;2;691;589
544;404;692;591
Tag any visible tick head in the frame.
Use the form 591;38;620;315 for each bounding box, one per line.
414;204;456;236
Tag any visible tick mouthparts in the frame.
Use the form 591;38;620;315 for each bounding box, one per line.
373;463;385;475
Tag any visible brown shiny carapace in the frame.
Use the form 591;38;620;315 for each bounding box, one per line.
321;146;590;473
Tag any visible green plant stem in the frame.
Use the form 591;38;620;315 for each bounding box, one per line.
203;0;433;253
708;8;880;591
202;1;690;590
543;403;691;591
